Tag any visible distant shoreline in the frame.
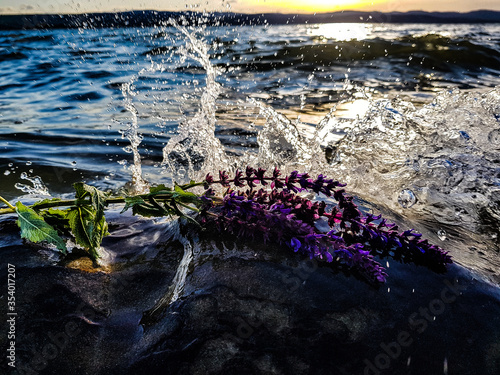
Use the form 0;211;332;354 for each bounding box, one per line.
1;10;499;30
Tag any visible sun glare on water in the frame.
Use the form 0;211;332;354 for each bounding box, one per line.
307;22;372;40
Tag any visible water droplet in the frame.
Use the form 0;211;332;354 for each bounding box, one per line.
398;189;417;208
8;163;13;167
4;170;11;176
437;230;447;241
488;129;500;146
455;208;466;218
26;161;32;166
459;130;470;141
71;161;77;166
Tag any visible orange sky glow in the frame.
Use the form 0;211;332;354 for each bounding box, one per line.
0;0;499;15
239;0;389;13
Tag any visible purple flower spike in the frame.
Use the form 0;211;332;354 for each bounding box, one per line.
197;167;452;284
204;173;214;189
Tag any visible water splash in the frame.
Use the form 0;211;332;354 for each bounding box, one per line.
161;23;228;182
14;172;50;196
112;26;499;282
321;88;500;239
241;97;337;177
120;81;149;194
153;27;499;248
248;99;311;168
140;222;197;325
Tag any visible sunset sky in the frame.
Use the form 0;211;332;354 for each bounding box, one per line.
0;0;499;15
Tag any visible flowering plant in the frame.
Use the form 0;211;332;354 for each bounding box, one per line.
199;167;451;283
0;167;451;283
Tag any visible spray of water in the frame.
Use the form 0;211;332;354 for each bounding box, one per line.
241;98;332;177
114;25;498;281
14;172;50;196
161;22;228;183
120;81;149;194
155;27;499;244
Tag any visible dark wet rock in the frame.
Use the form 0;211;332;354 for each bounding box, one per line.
1;212;499;375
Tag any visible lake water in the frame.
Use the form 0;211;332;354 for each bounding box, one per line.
0;21;499;282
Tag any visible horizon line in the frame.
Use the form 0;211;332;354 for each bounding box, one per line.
1;8;499;17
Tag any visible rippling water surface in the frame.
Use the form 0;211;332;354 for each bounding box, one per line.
0;22;499;282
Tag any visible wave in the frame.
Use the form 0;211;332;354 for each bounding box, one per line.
222;33;500;75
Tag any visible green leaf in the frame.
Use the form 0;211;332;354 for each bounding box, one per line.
173;184;201;205
67;183;110;260
133;204;166;217
74;182;108;217
31;198;63;209
121;196;145;213
15;201;67;254
43;208;69;219
39;208;70;229
67;206;108;260
67;207;93;250
168;199;201;228
149;184;172;194
122;196;166;217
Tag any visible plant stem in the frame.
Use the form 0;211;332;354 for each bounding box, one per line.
0;194;202;217
0;180;208;217
179;181;206;190
0;207;15;215
0;195;15;210
176;201;200;213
